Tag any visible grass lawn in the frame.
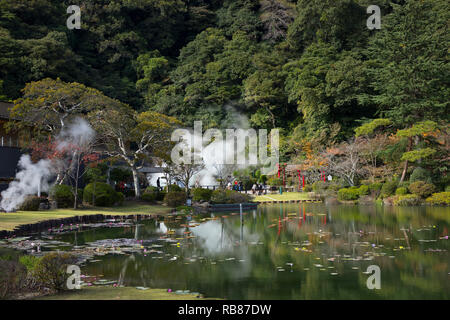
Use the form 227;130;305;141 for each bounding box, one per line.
0;201;171;231
38;286;213;300
253;192;312;202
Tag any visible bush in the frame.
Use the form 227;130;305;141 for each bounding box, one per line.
446;186;450;192
394;194;422;206
303;184;312;192
19;255;41;273
141;192;157;203
167;184;183;192
409;167;432;184
210;190;251;204
34;252;77;292
50;184;74;208
409;181;435;198
369;182;382;193
19;196;42;211
312;181;326;193
380;181;398;198
357;185;369;196
426;192;450;206
142;186;165;202
83;182;120;207
164;191;187;207
0;260;26;299
395;187;408;195
338;187;360;201
192;188;213;202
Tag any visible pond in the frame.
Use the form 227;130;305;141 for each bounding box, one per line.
12;204;450;299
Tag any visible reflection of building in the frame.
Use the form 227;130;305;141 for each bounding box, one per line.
0;102;24;193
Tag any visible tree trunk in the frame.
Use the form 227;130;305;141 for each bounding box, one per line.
400;137;413;183
132;167;141;198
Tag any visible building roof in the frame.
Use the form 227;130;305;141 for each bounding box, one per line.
0;101;13;120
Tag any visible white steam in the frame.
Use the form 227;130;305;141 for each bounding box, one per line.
0;118;95;212
0;156;52;212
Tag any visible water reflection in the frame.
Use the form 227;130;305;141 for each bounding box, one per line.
49;203;449;299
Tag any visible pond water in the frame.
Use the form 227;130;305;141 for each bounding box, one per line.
27;204;450;299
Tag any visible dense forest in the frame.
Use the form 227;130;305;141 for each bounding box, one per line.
0;0;449;188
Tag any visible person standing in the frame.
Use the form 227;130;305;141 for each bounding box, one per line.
157;177;161;191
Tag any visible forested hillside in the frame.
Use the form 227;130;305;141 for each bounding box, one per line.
1;0;448;164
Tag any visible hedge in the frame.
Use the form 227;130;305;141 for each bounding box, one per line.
192;188;213;201
83;182;122;207
426;192;450;206
164;191;187;207
50;185;74;208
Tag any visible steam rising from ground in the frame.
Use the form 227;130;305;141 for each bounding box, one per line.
0;118;95;212
0;156;52;212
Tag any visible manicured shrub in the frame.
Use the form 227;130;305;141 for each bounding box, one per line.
19;196;42;211
426;192;450;206
395;187;408;195
50;185;74;208
142;186;165;202
192;188;213;202
445;185;450;192
0;260;26;299
303;184;312;192
380;181;398;197
337;188;360;201
34;252;77;292
357;185;369;196
409;181;435;198
164;191;187;207
83;182;120;207
210;190;251;204
141;192;157;203
394;194;422;206
167;184;183;192
409;167;432;184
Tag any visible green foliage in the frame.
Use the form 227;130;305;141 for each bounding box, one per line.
380;181;398;198
141;192;157;203
337;187;360;201
210;190;251;204
409;181;436;198
50;185;74;208
395;187;408;196
19;196;41;211
167;184;183;192
34;252;77;292
355;119;392;137
83;182;121;207
357;185;369;196
394;194;422;206
192;188;213;202
410;167;433;184
267;177;283;187
18;255;41;273
401;148;437;162
312;181;326;192
163;191;187;207
426;192;450;206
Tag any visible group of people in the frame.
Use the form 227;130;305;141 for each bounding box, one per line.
227;180;244;192
251;183;266;195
